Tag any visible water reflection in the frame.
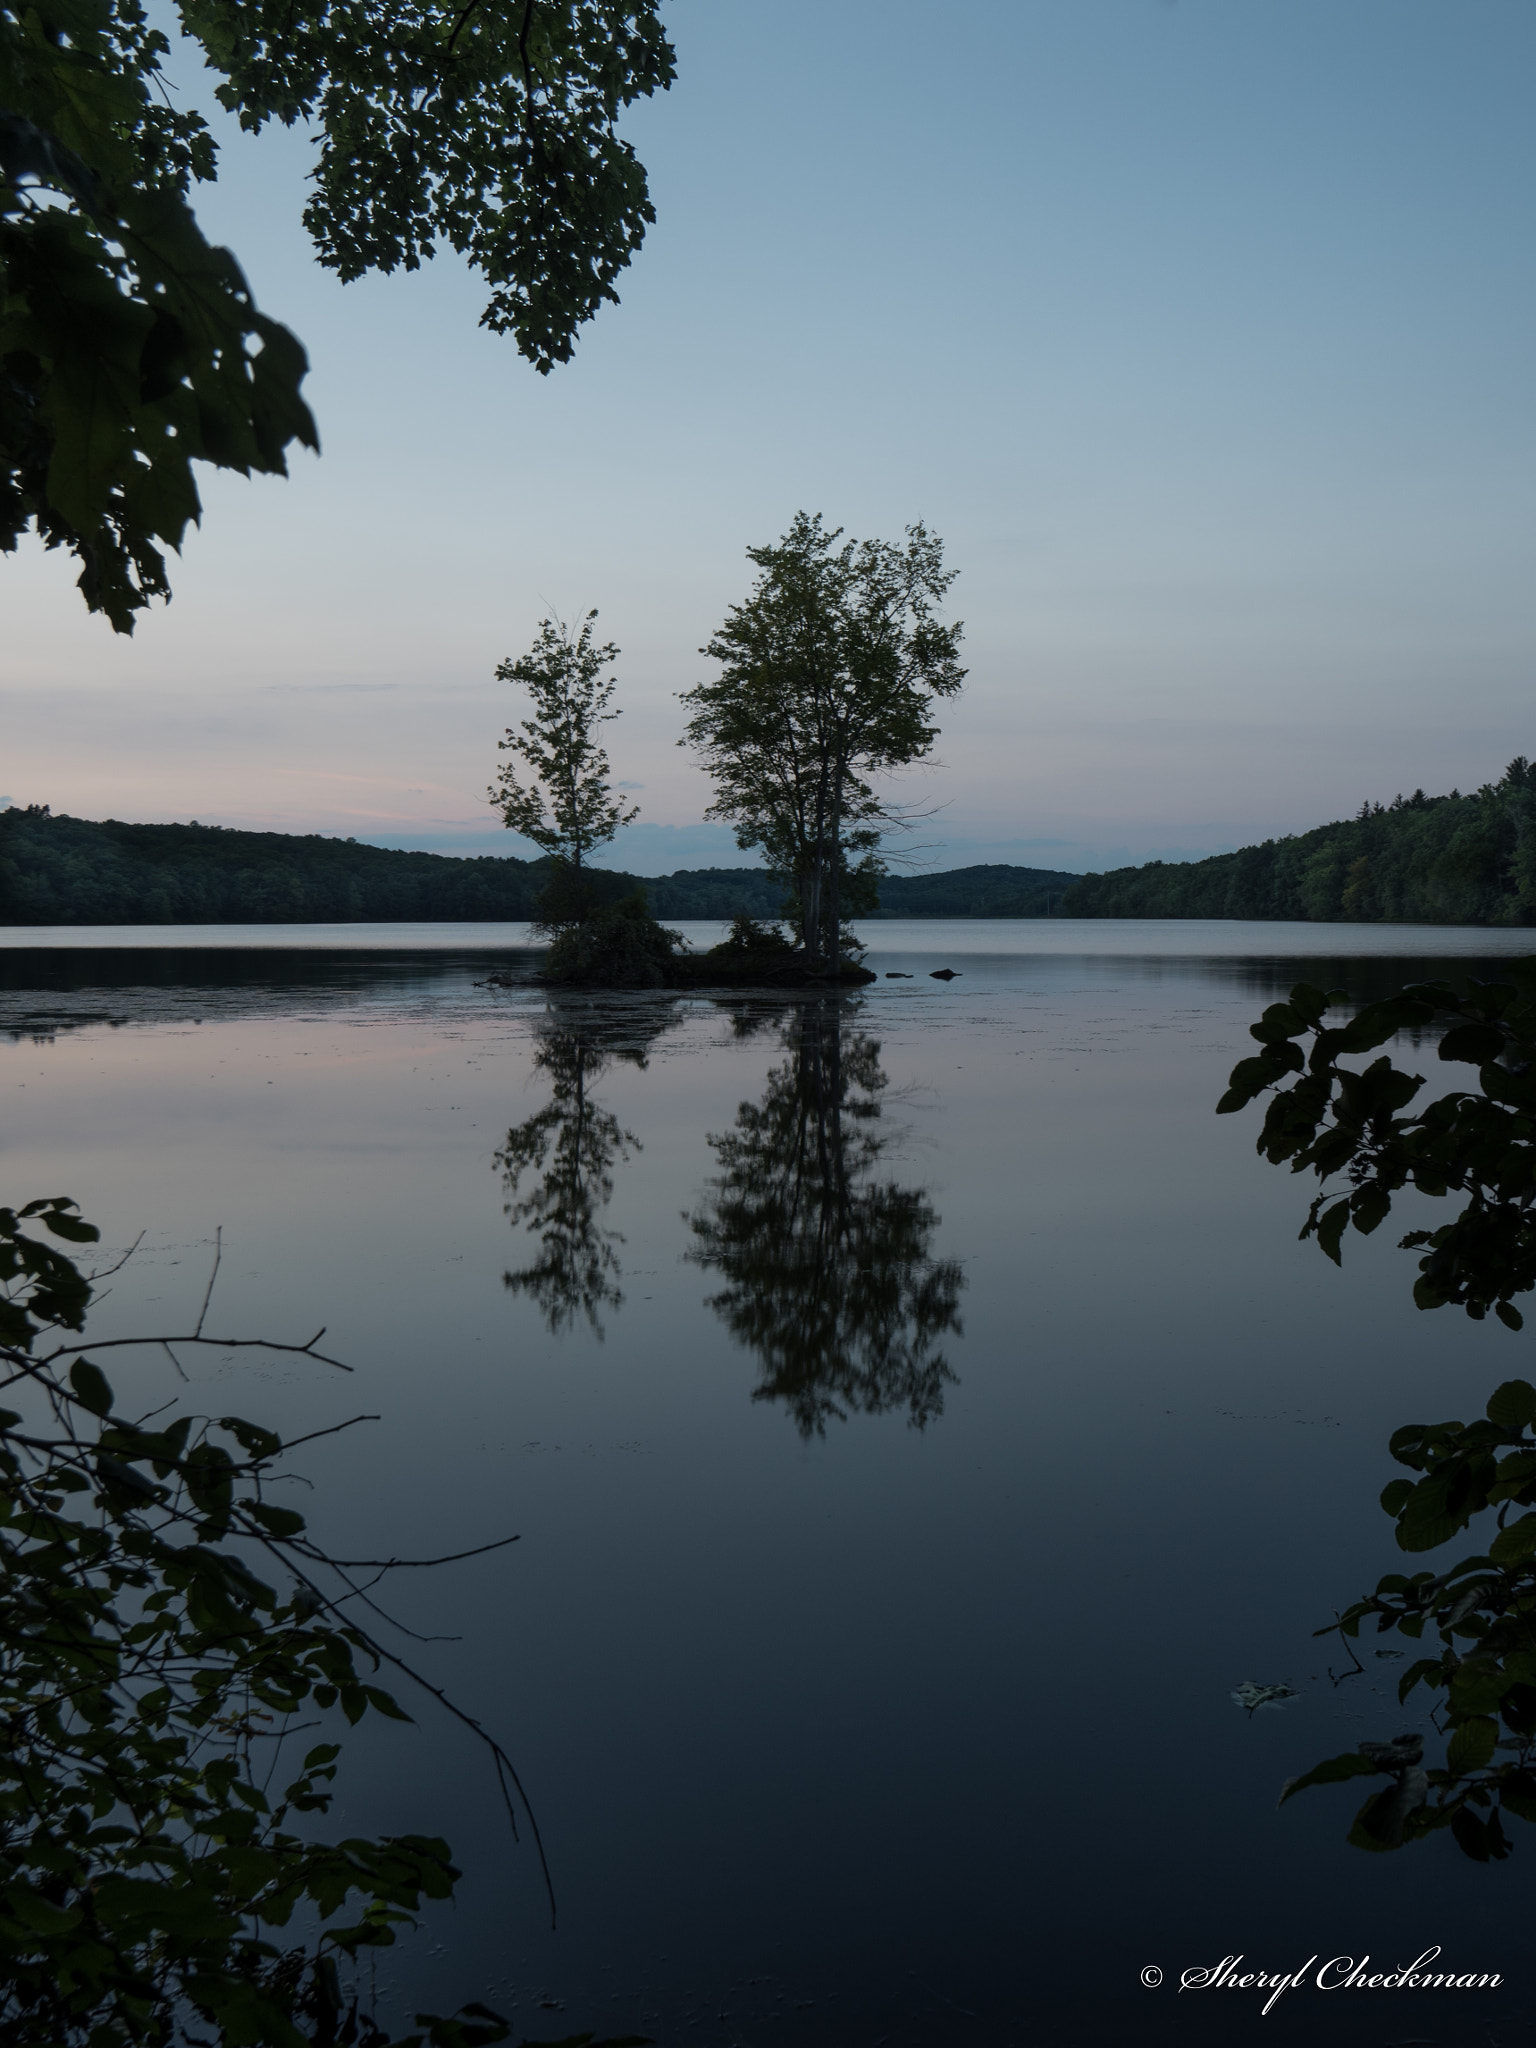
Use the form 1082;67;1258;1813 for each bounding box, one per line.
688;1001;965;1436
494;1002;676;1336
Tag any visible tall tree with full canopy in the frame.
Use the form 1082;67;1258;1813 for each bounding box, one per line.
680;512;966;972
1;0;675;630
489;609;639;902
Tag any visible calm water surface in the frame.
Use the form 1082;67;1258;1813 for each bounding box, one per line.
5;920;1536;2046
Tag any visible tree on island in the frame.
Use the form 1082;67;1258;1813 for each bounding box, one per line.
489;610;640;926
1;0;675;629
681;512;966;973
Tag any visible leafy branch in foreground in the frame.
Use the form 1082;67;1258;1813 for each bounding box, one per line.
1217;967;1536;1325
3;0;674;629
1279;1376;1536;1862
0;1197;632;2047
1219;967;1536;1860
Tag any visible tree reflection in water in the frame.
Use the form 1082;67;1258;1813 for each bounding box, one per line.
689;1001;965;1436
494;1003;672;1336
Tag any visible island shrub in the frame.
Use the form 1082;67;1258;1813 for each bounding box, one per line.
541;894;687;988
716;913;795;955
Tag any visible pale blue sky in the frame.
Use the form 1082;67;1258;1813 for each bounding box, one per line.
4;0;1533;875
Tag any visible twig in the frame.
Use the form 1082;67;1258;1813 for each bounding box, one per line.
194;1227;222;1338
88;1231;145;1283
1327;1615;1365;1687
273;1416;381;1454
250;1539;558;1927
444;0;483;54
45;1333;352;1372
306;1535;522;1570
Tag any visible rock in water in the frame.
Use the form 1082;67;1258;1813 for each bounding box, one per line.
929;968;961;981
885;971;913;979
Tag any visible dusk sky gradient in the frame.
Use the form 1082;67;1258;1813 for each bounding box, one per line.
4;0;1533;875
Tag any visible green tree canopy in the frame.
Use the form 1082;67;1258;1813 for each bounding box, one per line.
489;610;640;901
680;512;967;971
1;0;675;630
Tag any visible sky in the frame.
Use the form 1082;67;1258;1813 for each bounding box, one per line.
4;0;1533;876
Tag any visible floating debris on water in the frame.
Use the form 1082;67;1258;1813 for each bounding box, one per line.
1232;1679;1301;1715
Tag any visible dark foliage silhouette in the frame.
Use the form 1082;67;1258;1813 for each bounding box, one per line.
1225;965;1536;1860
494;1005;675;1335
688;1003;963;1436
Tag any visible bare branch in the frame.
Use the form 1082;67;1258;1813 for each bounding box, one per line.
194;1227;222;1338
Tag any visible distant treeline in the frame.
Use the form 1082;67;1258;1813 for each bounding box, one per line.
1061;761;1536;925
0;809;1080;926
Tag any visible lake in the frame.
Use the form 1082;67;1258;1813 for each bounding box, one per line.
5;919;1536;2047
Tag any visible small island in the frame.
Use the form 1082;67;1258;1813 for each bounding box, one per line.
536;901;876;990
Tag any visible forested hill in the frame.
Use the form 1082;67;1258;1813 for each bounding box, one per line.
0;809;1080;925
1061;761;1536;925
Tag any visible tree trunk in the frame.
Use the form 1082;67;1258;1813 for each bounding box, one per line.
804;765;830;969
827;822;842;977
800;863;822;966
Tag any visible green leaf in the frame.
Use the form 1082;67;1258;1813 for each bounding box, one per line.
249;1502;306;1537
364;1685;413;1722
1498;1769;1536;1823
1486;1380;1536;1429
3;1889;83;1935
1496;1301;1526;1332
1490;1514;1536;1565
41;1205;101;1243
1438;1022;1508;1066
93;1453;158;1503
1278;1749;1383;1805
1450;1804;1507;1861
1348;1770;1430;1851
1250;1002;1306;1045
1287;982;1330;1027
1448;1662;1511;1715
1315;1199;1351;1266
1380;1478;1415;1518
69;1356;114;1416
1446;1714;1499;1775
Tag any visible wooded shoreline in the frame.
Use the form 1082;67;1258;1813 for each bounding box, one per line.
0;809;1077;926
1060;763;1536;927
8;765;1536;929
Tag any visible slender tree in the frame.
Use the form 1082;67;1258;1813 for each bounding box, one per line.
680;513;966;971
489;611;639;908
